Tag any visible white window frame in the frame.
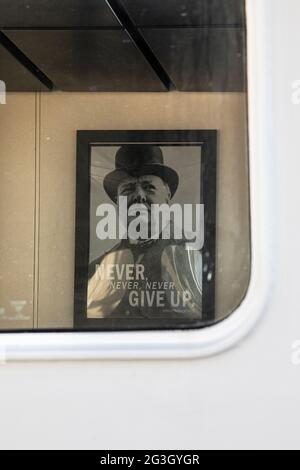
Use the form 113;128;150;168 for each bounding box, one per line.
0;0;272;361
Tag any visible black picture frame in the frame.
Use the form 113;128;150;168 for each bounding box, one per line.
74;130;217;331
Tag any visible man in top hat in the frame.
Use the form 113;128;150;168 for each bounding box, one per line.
87;145;202;321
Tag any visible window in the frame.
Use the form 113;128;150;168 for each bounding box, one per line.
0;1;250;337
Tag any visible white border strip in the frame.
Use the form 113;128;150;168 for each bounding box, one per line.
0;0;273;361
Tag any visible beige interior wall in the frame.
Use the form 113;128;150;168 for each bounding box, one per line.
0;93;36;329
0;91;250;329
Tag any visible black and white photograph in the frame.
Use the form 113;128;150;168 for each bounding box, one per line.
74;130;217;330
3;0;299;453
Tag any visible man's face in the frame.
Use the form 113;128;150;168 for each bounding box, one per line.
117;175;171;209
117;175;171;240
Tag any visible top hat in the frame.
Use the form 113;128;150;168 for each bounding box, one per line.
103;145;179;203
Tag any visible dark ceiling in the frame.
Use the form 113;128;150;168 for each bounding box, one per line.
0;0;246;92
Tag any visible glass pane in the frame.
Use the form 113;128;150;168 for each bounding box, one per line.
0;0;249;331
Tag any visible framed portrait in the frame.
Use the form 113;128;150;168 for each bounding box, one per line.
74;130;217;330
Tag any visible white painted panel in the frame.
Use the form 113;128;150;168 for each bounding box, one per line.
0;0;299;452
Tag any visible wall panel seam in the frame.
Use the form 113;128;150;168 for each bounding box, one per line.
33;92;41;329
